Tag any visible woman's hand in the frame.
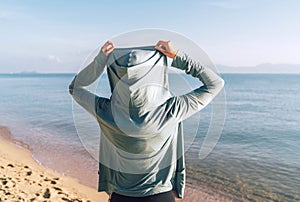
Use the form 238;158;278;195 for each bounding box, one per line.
155;40;178;59
101;40;115;56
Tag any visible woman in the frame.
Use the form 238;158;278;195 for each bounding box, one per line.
69;40;224;202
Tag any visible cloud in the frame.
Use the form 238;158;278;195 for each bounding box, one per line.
47;54;62;63
207;0;242;9
0;11;14;20
0;3;32;21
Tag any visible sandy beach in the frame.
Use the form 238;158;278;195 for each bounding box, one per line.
0;125;109;202
0;125;235;202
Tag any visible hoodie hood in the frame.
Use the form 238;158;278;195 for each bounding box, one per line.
106;46;171;118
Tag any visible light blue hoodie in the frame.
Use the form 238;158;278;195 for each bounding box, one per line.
69;45;224;198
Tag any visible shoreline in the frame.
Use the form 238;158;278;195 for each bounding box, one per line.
0;124;235;202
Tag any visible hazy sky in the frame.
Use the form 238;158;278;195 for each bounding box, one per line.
1;0;300;73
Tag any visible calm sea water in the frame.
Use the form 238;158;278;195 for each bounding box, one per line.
0;73;299;201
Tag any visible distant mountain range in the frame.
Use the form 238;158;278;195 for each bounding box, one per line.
216;63;300;74
19;70;38;74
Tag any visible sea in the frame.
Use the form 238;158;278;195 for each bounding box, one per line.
0;73;299;201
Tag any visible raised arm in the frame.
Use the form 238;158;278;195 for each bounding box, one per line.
155;40;225;121
69;41;114;117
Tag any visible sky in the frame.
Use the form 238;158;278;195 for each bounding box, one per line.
0;0;300;73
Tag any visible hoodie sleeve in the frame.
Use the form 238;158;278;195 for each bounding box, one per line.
167;50;225;121
69;50;109;118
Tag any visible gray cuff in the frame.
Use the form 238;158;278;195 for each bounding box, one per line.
95;50;108;65
171;49;186;70
170;49;204;76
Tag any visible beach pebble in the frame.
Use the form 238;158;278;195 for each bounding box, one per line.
61;197;73;202
26;171;32;176
53;186;62;191
43;188;51;198
7;164;14;168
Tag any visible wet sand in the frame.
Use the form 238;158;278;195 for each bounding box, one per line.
0;125;235;201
